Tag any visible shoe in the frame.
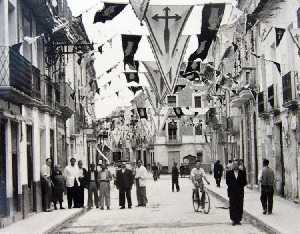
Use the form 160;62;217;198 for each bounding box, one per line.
60;207;65;210
232;222;236;226
128;206;132;209
107;207;110;210
263;211;267;215
54;206;57;210
45;209;52;212
100;207;104;210
136;205;142;207
236;222;242;225
120;206;125;209
268;211;272;215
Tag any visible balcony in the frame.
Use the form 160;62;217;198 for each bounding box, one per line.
282;71;299;110
257;91;269;119
0;46;41;104
40;76;56;112
165;136;182;145
58;82;75;119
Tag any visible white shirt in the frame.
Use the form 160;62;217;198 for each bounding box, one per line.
234;170;239;179
64;165;79;187
90;171;95;181
190;168;206;182
135;165;148;187
41;165;51;178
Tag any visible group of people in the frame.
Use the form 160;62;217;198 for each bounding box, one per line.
41;157;149;212
211;158;275;226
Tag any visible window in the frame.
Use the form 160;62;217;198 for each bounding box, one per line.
282;72;292;103
245;72;250;84
268;85;275;108
167;95;177;107
195;122;202;136
194;96;202;108
257;91;265;113
168;121;177;140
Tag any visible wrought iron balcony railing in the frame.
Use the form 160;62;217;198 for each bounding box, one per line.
0;46;42;104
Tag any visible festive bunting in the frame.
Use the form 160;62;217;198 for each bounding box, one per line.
173;84;186;94
70;91;76;100
185;4;225;73
128;86;143;95
108;81;112;86
173;107;184;118
125;72;140;83
11;43;22;53
145;5;193;93
142;61;168;103
275;28;285;47
115;91;119;97
137;108;148;119
94;3;127;23
129;0;150;25
122;34;142;70
96;88;100;95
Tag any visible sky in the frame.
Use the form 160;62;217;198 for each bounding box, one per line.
67;0;235;118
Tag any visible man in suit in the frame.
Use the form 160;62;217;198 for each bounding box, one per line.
214;160;224;187
171;162;180;192
86;164;99;209
76;160;87;208
116;162;134;209
226;159;247;226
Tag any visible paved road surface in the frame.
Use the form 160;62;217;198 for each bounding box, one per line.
56;176;265;234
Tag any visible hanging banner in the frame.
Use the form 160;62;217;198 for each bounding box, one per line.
185;4;225;73
94;3;127;23
144;5;193;93
142;61;168;103
122;34;142;70
125;72;140;83
129;0;150;24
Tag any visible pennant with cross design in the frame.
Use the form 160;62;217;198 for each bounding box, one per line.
129;0;150;25
144;5;193;93
142;61;168;104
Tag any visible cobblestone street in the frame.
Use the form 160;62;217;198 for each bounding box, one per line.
56;176;265;234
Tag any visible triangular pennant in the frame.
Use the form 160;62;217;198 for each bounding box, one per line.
11;42;22;53
115;91;119;97
142;61;168;103
185;3;225;71
122;34;142;70
272;61;281;74
275;28;285;47
128;86;143;95
145;5;193;92
108;81;112;86
125;72;140;83
96;88;100;95
129;0;150;25
173;84;186;94
144;87;159;114
137;108;148;119
181;61;201;80
173;107;184;118
94;3;127;23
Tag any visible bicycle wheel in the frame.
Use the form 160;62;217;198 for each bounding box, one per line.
203;190;211;214
192;190;200;212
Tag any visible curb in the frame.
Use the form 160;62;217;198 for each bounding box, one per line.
207;188;281;234
44;208;86;234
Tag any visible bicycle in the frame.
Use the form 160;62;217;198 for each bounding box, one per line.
192;186;211;214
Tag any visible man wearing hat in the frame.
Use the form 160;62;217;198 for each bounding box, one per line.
41;158;53;212
116;162;134;209
64;157;79;209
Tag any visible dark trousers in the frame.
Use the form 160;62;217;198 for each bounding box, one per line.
215;177;221;187
260;186;274;213
119;188;132;207
75;186;85;208
67;187;76;209
229;194;244;223
172;179;180;192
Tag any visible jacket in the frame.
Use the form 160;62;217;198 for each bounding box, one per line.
226;169;247;198
116;169;134;190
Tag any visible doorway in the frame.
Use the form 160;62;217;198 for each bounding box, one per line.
0;119;7;217
275;122;285;197
26;125;34;213
11;121;19;213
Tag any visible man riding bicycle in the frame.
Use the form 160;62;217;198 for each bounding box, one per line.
191;161;210;211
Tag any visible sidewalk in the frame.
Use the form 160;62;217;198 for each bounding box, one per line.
0;208;84;234
206;175;300;234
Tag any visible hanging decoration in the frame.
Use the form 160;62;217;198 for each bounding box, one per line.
137;107;148;119
144;5;193;93
129;0;150;25
125;72;140;84
185;3;225;73
121;34;142;71
128;86;143;95
94;3;127;24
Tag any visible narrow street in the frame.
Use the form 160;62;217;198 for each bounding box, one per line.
55;176;265;234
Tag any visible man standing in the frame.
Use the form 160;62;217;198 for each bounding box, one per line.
116;162;134;209
152;163;158;181
98;164;112;210
135;160;148;207
86;164;99;209
41;158;53;212
171;162;180;192
76;160;87;208
214;160;224;187
64;158;79;209
226;160;247;226
259;159;275;215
